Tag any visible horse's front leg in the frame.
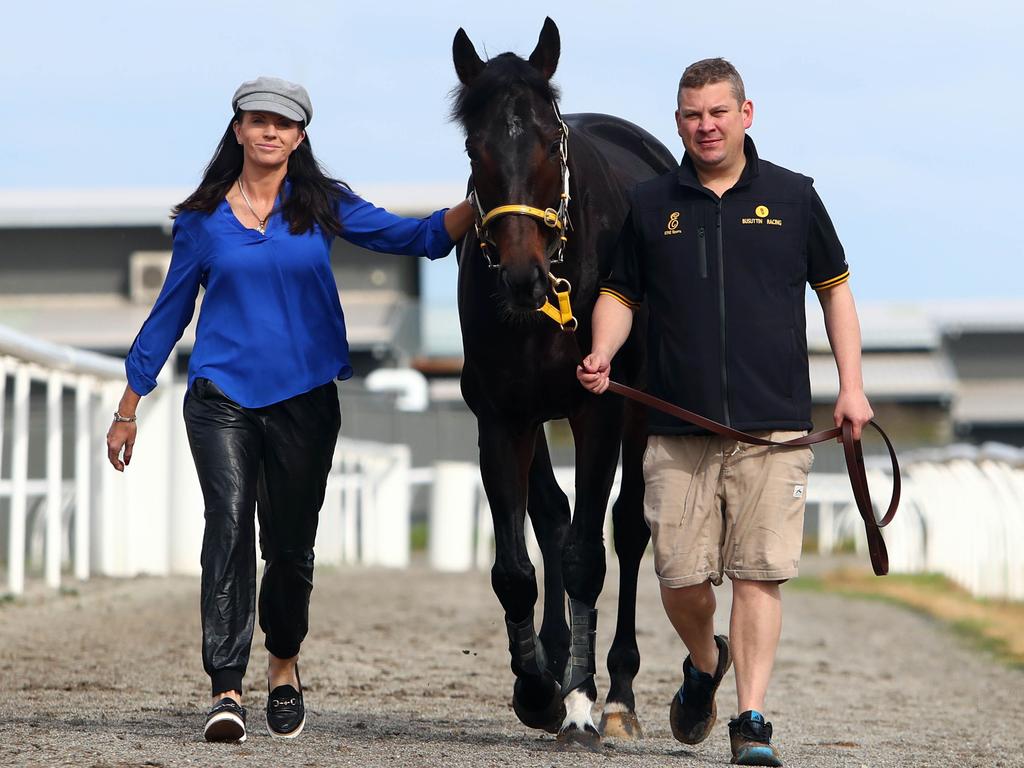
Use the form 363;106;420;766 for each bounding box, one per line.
600;399;651;740
527;429;571;685
558;395;625;747
478;418;565;734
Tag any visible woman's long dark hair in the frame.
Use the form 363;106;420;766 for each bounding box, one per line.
172;111;350;236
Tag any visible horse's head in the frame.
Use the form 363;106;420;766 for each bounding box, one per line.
452;18;567;313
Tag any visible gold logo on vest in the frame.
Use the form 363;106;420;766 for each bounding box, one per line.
663;211;682;236
742;204;783;227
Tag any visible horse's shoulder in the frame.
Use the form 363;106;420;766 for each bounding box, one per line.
565;112;678;185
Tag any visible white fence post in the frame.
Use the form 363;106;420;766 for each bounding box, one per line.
121;367;174;576
374;445;411;567
341;453;359;564
7;366;30;595
429;461;478;571
0;358;6;505
45;371;63;589
73;377;93;581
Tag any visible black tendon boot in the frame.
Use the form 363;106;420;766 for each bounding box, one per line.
506;612;564;732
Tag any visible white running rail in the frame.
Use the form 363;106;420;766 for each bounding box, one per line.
425;454;1024;601
1;323;413;596
6;320;1021;601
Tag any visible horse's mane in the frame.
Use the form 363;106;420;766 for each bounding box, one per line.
450;52;561;128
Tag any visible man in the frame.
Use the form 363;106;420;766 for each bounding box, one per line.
577;58;872;766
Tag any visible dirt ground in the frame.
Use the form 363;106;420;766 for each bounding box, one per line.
1;555;1021;768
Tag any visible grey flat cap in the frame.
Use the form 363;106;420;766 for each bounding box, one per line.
232;76;312;125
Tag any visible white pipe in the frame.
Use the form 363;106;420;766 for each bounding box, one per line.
0;322;123;380
364;368;429;412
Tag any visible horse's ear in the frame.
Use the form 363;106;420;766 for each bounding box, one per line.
453;28;485;86
528;17;560;80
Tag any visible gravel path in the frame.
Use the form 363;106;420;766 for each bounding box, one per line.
2;555;1021;768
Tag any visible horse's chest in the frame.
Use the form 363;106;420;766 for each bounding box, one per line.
463;339;580;421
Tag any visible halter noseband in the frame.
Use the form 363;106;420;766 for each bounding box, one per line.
471;100;572;269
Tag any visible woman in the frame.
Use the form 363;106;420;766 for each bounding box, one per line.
105;76;473;743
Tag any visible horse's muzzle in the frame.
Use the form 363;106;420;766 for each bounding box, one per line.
499;264;548;310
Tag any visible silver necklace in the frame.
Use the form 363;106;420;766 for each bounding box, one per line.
237;178;271;234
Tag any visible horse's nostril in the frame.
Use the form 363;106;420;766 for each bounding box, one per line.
499;268;512;289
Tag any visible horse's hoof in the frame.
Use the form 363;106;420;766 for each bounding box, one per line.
599;709;644;740
513;675;565;734
556;722;602;751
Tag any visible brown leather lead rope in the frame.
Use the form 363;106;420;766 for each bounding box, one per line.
544;280;899;575
604;379;901;576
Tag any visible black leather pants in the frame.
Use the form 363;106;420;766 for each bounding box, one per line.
183;377;341;696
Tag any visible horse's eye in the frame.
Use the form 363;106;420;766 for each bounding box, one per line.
465;143;480;162
549;139;562;158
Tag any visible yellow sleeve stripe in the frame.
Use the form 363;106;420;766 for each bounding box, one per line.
811;270;850;291
599;288;640;309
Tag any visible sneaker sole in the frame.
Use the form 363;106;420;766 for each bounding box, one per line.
267;714;306;740
732;744;783;766
204;711;246;743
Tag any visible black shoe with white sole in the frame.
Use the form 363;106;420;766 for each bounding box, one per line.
267;667;305;739
204;697;247;743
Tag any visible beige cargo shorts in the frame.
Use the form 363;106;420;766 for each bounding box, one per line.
642;432;814;587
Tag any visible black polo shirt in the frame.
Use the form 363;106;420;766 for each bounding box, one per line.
600;136;849;435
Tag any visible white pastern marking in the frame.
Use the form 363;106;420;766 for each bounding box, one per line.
600;701;630;715
561;688;597;731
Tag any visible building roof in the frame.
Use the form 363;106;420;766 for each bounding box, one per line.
806;301;939;351
953;379;1024;424
809;351;956;403
0;184;465;228
805;298;1024;352
0;290;411;353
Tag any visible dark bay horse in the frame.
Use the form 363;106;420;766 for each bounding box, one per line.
451;18;677;745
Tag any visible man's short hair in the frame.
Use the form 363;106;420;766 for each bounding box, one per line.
677;58;746;106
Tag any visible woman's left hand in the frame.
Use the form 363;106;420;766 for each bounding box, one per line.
106;419;137;472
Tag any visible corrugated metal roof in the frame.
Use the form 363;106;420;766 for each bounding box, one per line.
926;299;1024;334
805;298;1024;353
809;351;956;402
0;184;464;227
0;290;409;352
805;301;939;352
953;379;1024;423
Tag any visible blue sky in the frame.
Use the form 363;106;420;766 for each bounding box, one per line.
4;0;1022;303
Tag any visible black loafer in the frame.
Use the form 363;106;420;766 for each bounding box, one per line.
204;697;247;743
267;667;305;739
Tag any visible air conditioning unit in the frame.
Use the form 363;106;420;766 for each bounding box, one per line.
129;251;172;304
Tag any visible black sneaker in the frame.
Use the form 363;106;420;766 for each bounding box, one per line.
204;697;247;743
267;667;305;739
729;710;783;766
669;634;732;744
